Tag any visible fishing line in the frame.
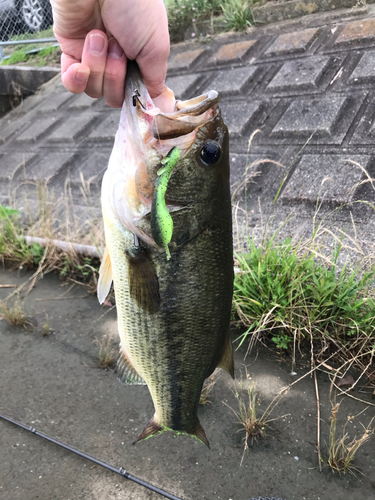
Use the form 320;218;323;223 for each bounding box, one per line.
0;413;182;500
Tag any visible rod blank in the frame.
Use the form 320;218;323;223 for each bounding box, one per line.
0;413;182;500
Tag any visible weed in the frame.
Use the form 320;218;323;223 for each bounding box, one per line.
224;372;286;464
0;297;31;328
328;402;374;474
0;204;39;266
233;234;375;379
200;371;219;405
95;335;117;369
42;314;52;336
221;0;255;31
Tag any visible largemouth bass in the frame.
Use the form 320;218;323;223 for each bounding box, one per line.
98;62;233;447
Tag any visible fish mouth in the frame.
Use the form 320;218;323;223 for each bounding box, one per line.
136;90;220;159
105;63;221;246
123;61;220;159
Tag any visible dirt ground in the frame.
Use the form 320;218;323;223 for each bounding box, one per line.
0;267;374;500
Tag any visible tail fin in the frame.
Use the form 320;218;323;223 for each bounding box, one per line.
191;422;210;448
133;416;162;445
134;416;210;448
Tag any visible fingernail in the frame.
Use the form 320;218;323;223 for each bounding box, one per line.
89;33;105;55
75;69;89;84
108;39;124;59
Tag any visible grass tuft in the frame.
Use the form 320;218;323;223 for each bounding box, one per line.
95;335;117;369
221;0;255;30
0;297;31;328
224;371;286;464
328;402;374;474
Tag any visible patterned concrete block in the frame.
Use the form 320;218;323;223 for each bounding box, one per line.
0;152;35;181
168;48;206;70
166;74;203;99
38;91;74;113
49;114;98;142
348;51;375;84
0;118;28;145
265;28;319;56
221;101;263;136
335;19;375;46
267;56;331;92
281;154;369;204
69;93;97;109
209;40;256;64
15;116;59;143
89;111;121;142
19;152;76;182
207;66;259;96
271;96;348;141
67;152;109;186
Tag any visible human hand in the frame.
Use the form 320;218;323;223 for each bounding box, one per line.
51;0;170;107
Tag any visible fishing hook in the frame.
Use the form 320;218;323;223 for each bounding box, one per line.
132;89;146;109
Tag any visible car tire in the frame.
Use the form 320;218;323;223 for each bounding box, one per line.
17;0;53;33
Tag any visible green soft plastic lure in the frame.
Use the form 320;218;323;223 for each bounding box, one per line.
151;147;180;260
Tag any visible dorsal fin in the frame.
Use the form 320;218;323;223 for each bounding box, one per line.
97;247;112;304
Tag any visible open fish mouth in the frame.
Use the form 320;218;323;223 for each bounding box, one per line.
133;87;221;158
105;62;223;246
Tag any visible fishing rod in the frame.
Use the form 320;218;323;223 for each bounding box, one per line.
0;413;182;500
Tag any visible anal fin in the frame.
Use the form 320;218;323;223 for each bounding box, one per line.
117;350;145;385
217;332;235;379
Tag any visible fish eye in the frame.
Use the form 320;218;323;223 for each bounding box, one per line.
199;140;221;166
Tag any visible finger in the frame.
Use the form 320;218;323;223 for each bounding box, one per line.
103;38;127;108
81;29;108;98
61;56;90;94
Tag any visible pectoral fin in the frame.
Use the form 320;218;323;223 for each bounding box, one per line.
117;350;145;385
217;333;235;379
97;247;112;304
126;246;160;314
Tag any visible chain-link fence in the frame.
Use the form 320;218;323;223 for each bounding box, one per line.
0;0;53;41
0;0;56;61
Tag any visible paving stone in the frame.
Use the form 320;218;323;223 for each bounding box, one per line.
271;96;348;140
67;152;109;186
49;114;98;142
206;66;259;96
209;40;256;64
335;19;375;46
166;74;203;99
281;154;370;204
15;116;59;143
348;51;375;84
267;56;331;92
350;100;375;144
221;101;262;136
265;28;319;56
37;91;74;113
168;48;206;70
0;152;35;181
0;118;28;145
89;111;121;141
69;93;97;109
20;152;76;182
